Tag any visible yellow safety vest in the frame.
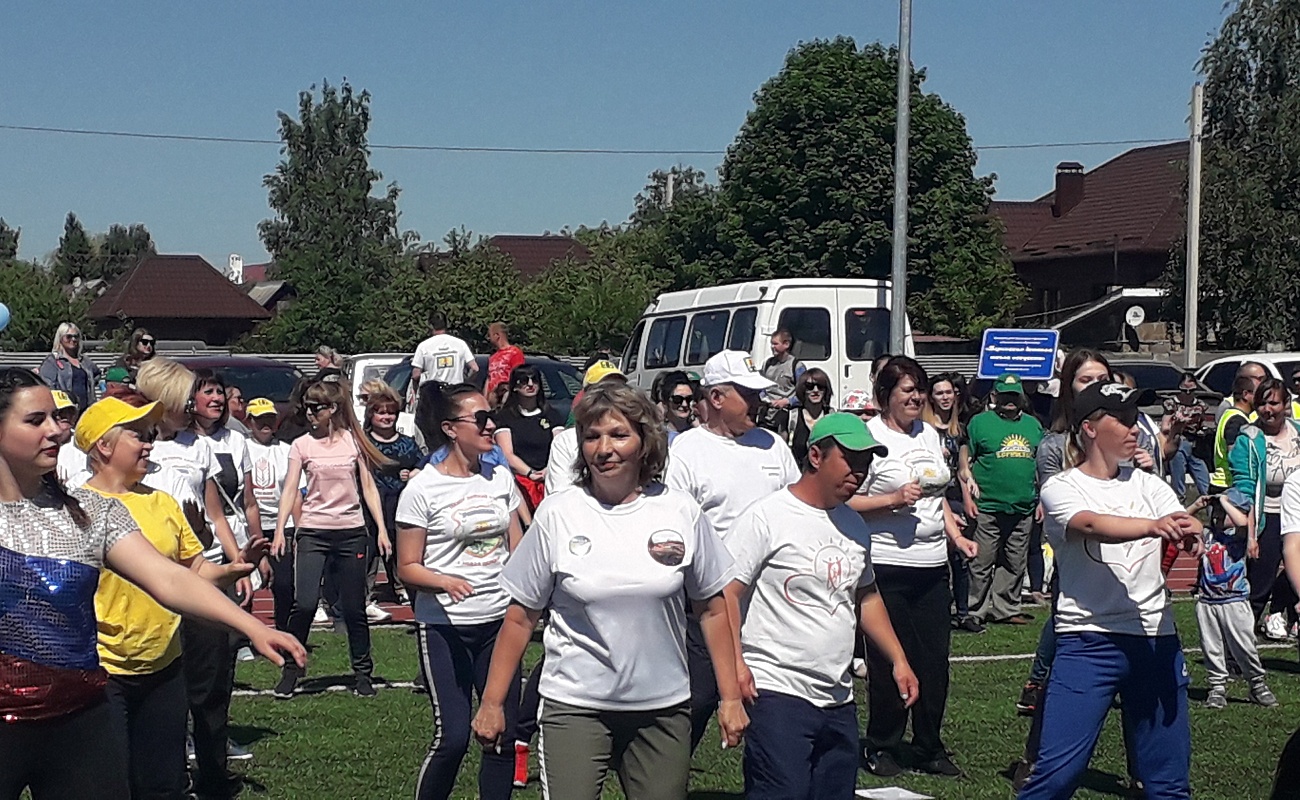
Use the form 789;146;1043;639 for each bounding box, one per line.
1211;407;1252;489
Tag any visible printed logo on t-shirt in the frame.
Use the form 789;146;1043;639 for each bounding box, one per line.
996;434;1035;460
1085;538;1158;574
568;535;592;556
464;536;504;558
445;493;511;559
783;542;855;615
251;457;275;494
436;355;455;369
900;448;948;497
647;530;686;566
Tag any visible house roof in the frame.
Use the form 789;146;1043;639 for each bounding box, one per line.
991;141;1187;261
89;255;273;321
241;262;272;283
484;235;592;279
246;280;290;308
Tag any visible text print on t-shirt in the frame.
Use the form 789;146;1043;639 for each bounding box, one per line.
647;530;686;566
447;493;510;559
783;542;856;616
900;447;949;497
996;434;1035;459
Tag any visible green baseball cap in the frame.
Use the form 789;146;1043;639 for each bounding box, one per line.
994;372;1025;395
105;366;132;384
807;412;888;456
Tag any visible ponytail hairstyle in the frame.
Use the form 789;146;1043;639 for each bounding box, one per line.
415;381;483;451
303;378;394;469
1051;349;1111;434
0;368;89;527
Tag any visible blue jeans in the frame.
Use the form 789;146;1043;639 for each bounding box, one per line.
1018;632;1191;800
1168;439;1210;497
744;691;858;800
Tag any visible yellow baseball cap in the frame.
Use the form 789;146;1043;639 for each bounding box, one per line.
582;360;625;387
74;397;164;453
246;397;278;417
51;391;75;411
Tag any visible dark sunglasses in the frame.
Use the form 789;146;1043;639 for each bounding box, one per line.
513;376;540;387
669;395;694;407
139;338;155;346
131;427;159;443
304;402;332;414
63;334;80;341
806;384;828;392
448;410;492;430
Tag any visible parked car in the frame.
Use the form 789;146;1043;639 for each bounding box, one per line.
1197;353;1300;397
383;354;583;433
343;352;410;421
1109;359;1188;394
176;356;302;418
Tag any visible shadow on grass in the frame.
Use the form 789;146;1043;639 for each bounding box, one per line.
1262;657;1300;675
1078;767;1144;797
688;793;744;799
230;723;280;746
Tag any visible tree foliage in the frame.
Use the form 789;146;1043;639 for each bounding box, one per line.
0;257;89;351
255;81;414;353
0;219;17;261
53;213;95;285
50;215;154;285
1163;0;1300;349
624;38;1024;337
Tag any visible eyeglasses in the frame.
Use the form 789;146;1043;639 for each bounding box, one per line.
513;376;539;387
669;395;694;407
806;384;827;392
448;410;492;430
139;338;155;346
304;402;332;414
63;334;80;341
129;427;159;443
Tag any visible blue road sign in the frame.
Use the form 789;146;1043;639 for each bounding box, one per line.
977;329;1059;380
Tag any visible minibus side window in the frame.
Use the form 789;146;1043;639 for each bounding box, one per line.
623;320;646;372
728;307;758;352
776;307;831;361
845;308;890;361
644;316;687;368
685;311;730;365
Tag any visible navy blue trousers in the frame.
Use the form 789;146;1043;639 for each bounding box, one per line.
744;690;858;800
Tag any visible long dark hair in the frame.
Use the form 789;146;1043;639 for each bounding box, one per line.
415;382;484;451
501;365;552;418
0;368;88;527
1051;349;1112;434
122;327;153;369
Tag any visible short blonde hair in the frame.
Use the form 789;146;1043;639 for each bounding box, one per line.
136;358;196;418
573;383;667;489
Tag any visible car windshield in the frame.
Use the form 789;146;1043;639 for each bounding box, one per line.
213;366;300;403
1114;364;1183;392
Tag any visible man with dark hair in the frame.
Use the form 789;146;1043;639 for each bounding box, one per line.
410;312;477;403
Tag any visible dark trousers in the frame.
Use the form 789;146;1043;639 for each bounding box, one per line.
744;691;858;800
686;616;719;752
1027;519;1046;596
949;545;971;619
1019;633;1190;800
864;564;951;762
105;660;189;800
268;528;295;632
181;616;236;799
0;699;129;800
286;527;373;676
1250;513;1299;623
516;653;544;745
415;621;520;800
364;492;402;601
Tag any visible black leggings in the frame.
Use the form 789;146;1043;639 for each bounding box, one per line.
105;659;189;800
286;527;373;675
863;564;952;762
0;699;129;800
268;528;295;632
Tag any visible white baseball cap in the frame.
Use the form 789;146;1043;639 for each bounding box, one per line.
701;350;776;391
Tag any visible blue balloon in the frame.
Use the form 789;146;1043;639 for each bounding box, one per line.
0;303;10;332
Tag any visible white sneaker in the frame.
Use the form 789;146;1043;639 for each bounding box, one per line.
1264;612;1288;641
852;657;868;679
366;602;392;623
237;646;255;663
312;606;330;626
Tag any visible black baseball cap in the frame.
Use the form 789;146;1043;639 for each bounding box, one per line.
1071;382;1155;429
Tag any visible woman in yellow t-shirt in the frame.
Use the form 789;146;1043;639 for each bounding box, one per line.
78;396;266;800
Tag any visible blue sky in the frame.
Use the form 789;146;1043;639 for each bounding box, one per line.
2;1;1228;269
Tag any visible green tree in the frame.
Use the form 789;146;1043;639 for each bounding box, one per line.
0;219;17;260
1163;0;1300;349
94;223;155;282
631;38;1024;337
53;212;95;286
0;258;89;350
256;81;413;353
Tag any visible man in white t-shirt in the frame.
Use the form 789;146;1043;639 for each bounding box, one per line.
665;349;800;751
726;413;917;799
410;311;478;395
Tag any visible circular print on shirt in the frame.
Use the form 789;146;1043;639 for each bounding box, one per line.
568;535;592;556
647;530;686;567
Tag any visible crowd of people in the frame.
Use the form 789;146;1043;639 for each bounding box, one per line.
4;316;1300;799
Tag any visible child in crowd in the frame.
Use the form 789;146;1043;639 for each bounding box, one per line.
364;385;423;614
758;329;805;434
244;398;300;632
1207;491;1279;708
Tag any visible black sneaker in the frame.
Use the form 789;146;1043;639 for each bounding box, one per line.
914;754;962;778
1016;682;1042;716
864;749;902;777
273;666;301;699
957;617;986;634
355;674;377;698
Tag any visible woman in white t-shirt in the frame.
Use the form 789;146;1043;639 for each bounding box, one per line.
395;382;525;800
472;382;745;800
848;356;976;778
1023;381;1201;799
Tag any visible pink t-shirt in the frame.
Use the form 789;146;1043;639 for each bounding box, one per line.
289;431;365;530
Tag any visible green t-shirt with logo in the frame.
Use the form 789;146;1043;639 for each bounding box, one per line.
967;409;1044;515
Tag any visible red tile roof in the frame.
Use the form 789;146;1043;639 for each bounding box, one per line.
484;235;592;279
241;262;271;283
991;142;1187;261
88;255;273;321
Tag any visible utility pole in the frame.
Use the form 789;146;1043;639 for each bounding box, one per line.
1185;83;1204;367
889;0;913;354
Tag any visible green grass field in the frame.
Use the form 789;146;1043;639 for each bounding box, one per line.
226;601;1297;799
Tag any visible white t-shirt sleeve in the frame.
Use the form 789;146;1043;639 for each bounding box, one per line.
502;468;522;513
1282;472;1300;536
777;435;801;486
394;479;430;529
458;339;475;368
1139;469;1185;518
499;518;555;610
684;509;734;600
664;450;695;497
1040;474;1091;546
725;506;771;586
544;429;578;494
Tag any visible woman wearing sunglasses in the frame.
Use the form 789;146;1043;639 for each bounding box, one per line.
115;327;157;380
657;370;701;444
494;365;564;512
39;321;102;411
396;381;525;800
1021;381;1202;799
271;378;393;700
789;368;834;463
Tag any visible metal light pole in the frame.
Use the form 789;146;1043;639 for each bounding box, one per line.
889;0;913;355
1184;83;1204;367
